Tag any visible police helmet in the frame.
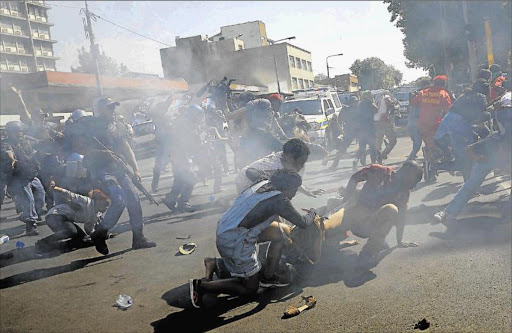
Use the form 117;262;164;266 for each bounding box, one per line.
5;121;24;134
71;109;88;122
65;153;87;178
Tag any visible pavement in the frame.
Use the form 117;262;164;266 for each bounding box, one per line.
0;135;510;333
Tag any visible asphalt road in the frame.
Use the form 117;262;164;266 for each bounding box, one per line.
0;136;510;333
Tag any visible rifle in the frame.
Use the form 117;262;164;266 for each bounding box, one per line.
92;137;159;205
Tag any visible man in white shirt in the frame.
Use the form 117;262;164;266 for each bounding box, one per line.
235;139;324;197
374;93;399;161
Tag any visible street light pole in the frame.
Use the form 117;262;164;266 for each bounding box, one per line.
83;0;103;97
269;36;295;93
326;53;343;79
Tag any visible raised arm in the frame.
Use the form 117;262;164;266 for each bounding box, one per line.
9;85;31;122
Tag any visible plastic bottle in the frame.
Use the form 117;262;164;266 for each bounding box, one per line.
0;235;9;245
116;294;133;309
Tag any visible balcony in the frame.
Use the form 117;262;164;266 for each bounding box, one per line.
0;29;30;38
32;34;57;43
29;17;54;26
0;49;34;57
0;10;26;21
36;53;59;60
28;1;52;9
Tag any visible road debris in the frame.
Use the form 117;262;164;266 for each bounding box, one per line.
339;239;360;250
179;243;197;255
414;318;430;330
282;296;317;319
16;241;25;249
176;235;191;240
115;294;133;310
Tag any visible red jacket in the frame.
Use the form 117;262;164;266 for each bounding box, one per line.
411;86;452;129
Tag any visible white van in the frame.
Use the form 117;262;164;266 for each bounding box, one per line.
280;92;339;142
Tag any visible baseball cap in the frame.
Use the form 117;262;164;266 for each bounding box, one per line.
96;97;120;110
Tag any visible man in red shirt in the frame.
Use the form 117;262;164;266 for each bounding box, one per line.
410;75;452;160
489;64;506;101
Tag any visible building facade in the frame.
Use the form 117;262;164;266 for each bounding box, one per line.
212;21;269;49
0;1;58;74
160;21;314;93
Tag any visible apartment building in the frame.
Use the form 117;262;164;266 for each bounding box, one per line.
0;1;58;74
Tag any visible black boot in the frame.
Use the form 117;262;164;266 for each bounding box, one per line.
91;229;109;255
132;229;156;250
26;221;39;236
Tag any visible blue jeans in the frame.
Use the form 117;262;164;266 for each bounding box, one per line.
407;121;422;160
435;112;474;179
445;160;493;217
358;132;377;165
96;170;143;232
9;177;45;223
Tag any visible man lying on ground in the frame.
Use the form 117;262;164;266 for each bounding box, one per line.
189;169;317;308
322;161;423;266
235;138;324;197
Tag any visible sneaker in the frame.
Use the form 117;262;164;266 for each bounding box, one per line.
91;230;109;255
189;279;203;309
132;235;156;250
259;275;290;288
25;223;39;236
433;210;456;225
178;202;195;213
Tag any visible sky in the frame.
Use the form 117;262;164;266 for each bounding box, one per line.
47;1;427;83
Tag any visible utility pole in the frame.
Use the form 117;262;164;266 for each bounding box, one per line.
83;1;102;97
462;0;478;81
440;1;452;90
483;17;495;67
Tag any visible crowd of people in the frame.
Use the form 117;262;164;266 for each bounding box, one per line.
0;63;510;310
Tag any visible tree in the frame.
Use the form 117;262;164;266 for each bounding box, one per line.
314;73;328;82
407;76;431;86
71;46;129;76
384;0;512;84
349;57;403;90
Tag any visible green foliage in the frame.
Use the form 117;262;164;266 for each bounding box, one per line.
314;73;328;82
407;76;431;86
71;46;129;76
349;57;403;90
384;0;512;83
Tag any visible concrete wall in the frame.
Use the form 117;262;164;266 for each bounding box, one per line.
217;21;268;49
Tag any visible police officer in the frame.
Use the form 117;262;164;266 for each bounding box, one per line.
81;97;156;255
1;121;46;235
162;104;204;213
149;97;174;192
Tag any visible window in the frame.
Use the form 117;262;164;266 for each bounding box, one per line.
1;21;13;34
299;79;304;89
323;100;330;112
307;61;312;72
289;55;295;68
310;80;314;87
292;77;298;90
13;23;23;35
16;42;25;53
42;45;53;56
302;60;307;70
31;28;38;37
327;100;334;109
4;41;16;52
0;58;7;71
20;59;28;72
304;80;309;88
296;57;301;69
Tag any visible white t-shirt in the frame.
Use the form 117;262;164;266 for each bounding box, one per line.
235;151;306;193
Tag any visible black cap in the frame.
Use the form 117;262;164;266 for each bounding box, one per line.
97;97;120;110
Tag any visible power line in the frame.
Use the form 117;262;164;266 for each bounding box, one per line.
46;2;81;9
92;13;172;47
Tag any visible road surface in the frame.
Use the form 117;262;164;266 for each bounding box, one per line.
1;136;510;333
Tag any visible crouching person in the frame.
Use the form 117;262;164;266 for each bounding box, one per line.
323;162;423;266
35;181;111;253
189;169;316;308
